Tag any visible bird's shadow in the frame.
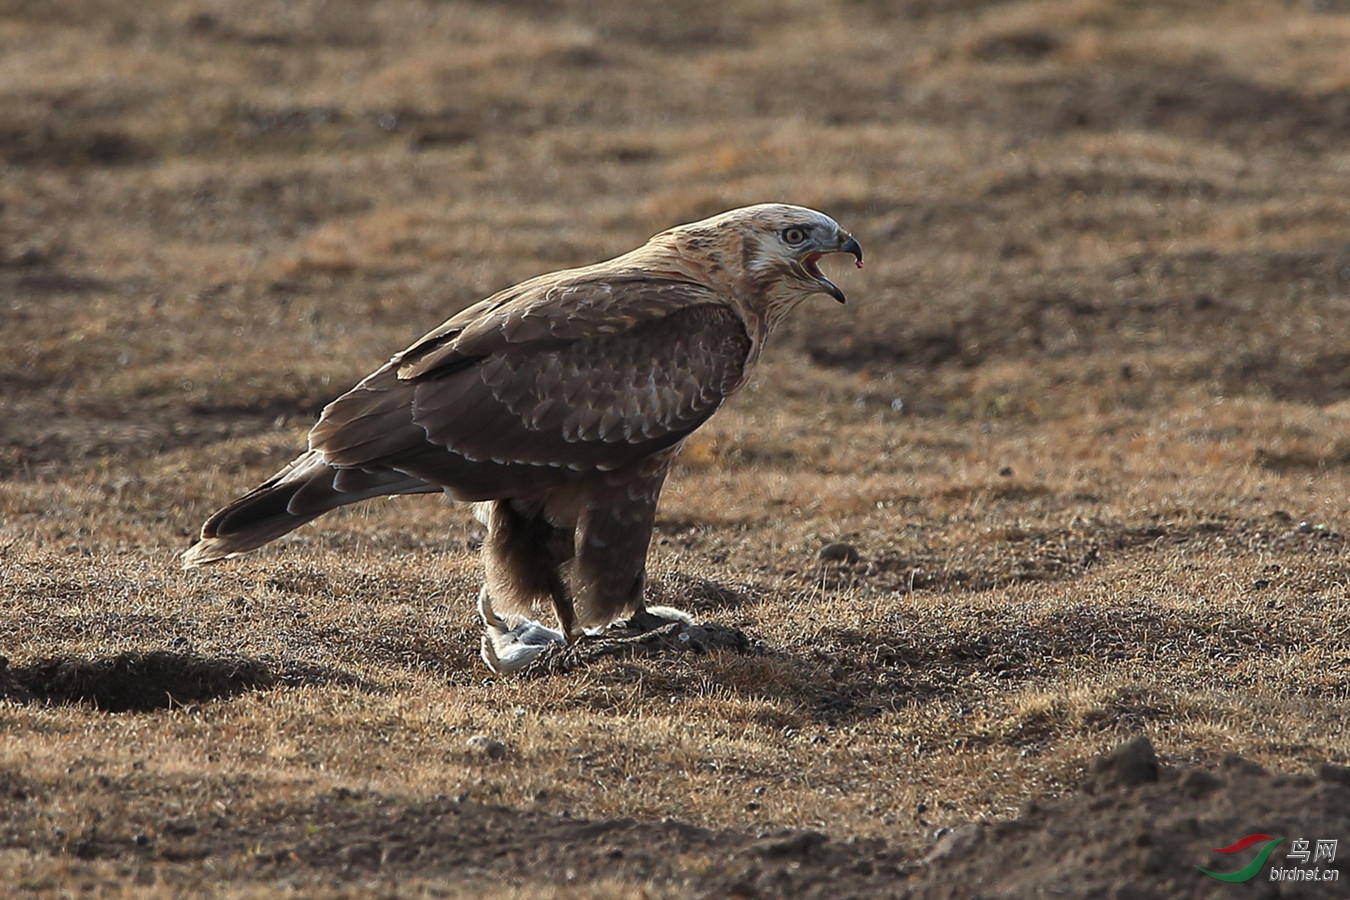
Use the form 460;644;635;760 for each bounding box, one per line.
519;617;759;677
508;573;766;676
644;572;761;615
0;650;368;713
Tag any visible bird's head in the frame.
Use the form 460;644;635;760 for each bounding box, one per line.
662;203;863;329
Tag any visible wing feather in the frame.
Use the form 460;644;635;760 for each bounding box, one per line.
307;278;752;500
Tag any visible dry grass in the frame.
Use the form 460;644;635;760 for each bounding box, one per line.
4;0;1350;896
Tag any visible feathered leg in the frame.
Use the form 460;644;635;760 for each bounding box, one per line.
477;464;692;675
481;500;577;629
570;466;692;630
477;500;577;674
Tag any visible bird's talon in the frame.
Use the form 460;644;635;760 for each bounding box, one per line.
478;588;566;675
620;605;695;634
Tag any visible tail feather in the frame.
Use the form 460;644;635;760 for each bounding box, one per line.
183;451;436;567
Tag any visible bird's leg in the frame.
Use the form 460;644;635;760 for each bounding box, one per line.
478;501;574;674
544;564;580;645
567;474;691;631
623;598;696;633
620;569;695;633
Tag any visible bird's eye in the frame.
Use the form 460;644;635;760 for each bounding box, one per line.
782;227;807;245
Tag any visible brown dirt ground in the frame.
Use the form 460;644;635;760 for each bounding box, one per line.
4;0;1350;896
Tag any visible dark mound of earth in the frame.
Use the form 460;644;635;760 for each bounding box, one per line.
0;651;359;712
907;736;1350;900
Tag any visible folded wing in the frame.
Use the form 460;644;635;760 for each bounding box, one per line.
309;279;753;500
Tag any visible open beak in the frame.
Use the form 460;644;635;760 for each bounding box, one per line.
839;233;863;267
804;231;864;304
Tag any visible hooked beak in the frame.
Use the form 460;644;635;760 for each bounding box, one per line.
804;231;864;304
839;233;863;267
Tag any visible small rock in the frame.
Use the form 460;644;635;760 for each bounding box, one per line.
1085;735;1158;793
466;735;507;760
817;542;860;566
924;823;984;865
1297;521;1314;534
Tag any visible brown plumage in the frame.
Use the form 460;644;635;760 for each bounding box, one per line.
184;203;862;666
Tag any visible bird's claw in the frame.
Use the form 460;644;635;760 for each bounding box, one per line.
477;593;699;675
617;605;695;633
478;588;566;675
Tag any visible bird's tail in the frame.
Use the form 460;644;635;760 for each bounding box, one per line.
182;450;436;567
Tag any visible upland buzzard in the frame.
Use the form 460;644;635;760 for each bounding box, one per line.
184;204;863;672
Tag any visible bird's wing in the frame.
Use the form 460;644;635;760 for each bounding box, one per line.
307;277;751;499
393;272;711;380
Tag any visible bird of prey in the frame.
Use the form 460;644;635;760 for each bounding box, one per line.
183;203;863;673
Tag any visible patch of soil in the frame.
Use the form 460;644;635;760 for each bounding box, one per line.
644;571;765;615
0;624;752;710
0;125;156;168
796;590;1348;727
813;515;1348;598
0;651;361;712
28;787;912;897
954;62;1350;151
11;738;1345;898
0;390;331;479
1225;350;1350;407
802;245;1350;386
